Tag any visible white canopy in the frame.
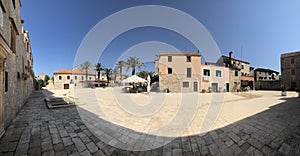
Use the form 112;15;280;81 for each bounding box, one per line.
121;75;147;83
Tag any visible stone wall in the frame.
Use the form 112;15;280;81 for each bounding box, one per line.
255;81;281;90
281;54;300;89
0;0;34;131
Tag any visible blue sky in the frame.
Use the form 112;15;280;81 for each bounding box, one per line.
21;0;300;76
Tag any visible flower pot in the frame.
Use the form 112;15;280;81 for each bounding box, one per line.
281;91;287;96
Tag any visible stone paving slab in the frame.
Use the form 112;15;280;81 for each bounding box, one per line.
0;91;300;155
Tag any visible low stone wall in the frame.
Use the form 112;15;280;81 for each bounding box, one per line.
255;81;281;90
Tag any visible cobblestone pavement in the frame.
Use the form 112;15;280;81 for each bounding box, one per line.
0;91;300;156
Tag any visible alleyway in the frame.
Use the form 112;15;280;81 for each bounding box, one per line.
0;91;300;155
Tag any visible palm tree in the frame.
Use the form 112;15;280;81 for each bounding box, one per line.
125;57;144;75
115;60;125;81
95;63;104;82
104;68;112;84
80;61;93;87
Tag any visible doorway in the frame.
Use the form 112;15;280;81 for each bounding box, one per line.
193;82;198;92
211;83;218;92
0;58;5;137
226;83;230;92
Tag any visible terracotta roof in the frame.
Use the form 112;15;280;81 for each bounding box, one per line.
54;69;94;75
254;68;279;74
159;52;201;56
281;51;300;58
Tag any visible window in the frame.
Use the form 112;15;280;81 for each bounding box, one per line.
291;58;295;64
59;76;62;80
168;56;172;62
291;69;295;75
10;20;17;53
67;76;70;80
216;70;222;77
0;5;3;27
183;82;189;88
235;70;238;77
89;77;91;80
75;76;77;80
12;0;16;9
82;76;84;80
186;56;191;62
168;68;172;74
5;71;8;92
187;68;191;78
203;69;210;76
241;65;244;69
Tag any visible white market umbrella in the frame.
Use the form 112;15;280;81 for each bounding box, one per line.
121;75;147;83
147;75;151;93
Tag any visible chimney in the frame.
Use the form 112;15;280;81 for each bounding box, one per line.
229;51;233;67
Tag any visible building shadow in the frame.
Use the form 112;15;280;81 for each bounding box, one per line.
75;95;300;155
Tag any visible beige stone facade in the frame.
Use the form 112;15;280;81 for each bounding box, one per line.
201;63;230;92
52;69;96;89
281;51;300;90
216;52;254;91
156;52;201;92
0;0;34;137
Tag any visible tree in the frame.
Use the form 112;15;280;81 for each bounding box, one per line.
44;75;50;85
137;71;154;79
125;57;144;75
80;61;93;86
104;68;112;84
115;60;125;81
44;75;50;82
95;63;104;81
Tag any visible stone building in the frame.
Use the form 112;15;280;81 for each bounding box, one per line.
52;69;96;89
155;52;201;92
281;51;300;90
254;68;281;90
201;63;230;92
0;0;34;137
216;52;254;91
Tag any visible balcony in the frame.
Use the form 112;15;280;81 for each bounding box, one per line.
203;76;210;81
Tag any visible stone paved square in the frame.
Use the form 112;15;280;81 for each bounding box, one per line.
0;90;300;155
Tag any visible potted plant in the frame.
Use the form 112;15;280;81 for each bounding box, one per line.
295;87;300;97
281;84;288;96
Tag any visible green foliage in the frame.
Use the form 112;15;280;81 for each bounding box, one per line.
295;87;300;92
281;84;288;92
125;57;144;75
137;71;154;79
44;75;50;82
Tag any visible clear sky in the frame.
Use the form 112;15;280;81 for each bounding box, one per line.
20;0;300;76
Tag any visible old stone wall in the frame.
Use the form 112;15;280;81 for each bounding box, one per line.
1;0;34;129
255;81;281;90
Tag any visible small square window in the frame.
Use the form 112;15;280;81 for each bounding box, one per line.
183;82;189;88
291;69;295;75
203;69;210;76
168;68;172;74
59;76;62;80
235;71;238;77
291;58;295;64
216;70;222;77
186;56;191;62
168;56;172;62
187;68;191;78
67;76;70;80
75;76;77;80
